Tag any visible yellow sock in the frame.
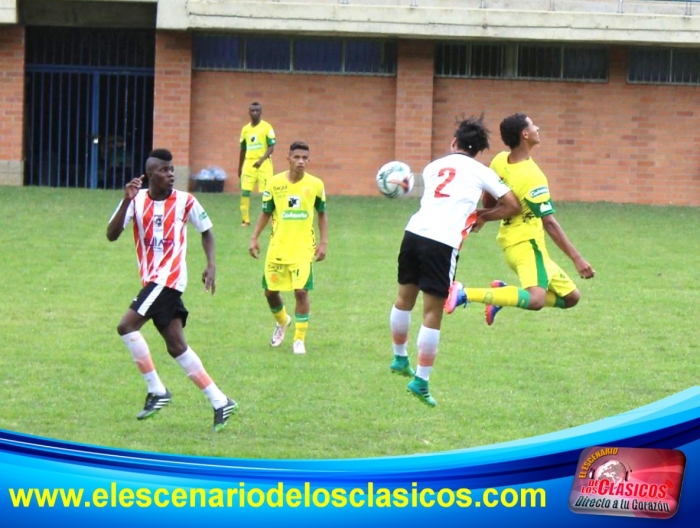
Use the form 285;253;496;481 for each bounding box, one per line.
240;195;250;223
271;305;288;325
464;286;530;308
294;315;309;342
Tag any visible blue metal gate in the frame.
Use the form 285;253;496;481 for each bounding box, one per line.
24;28;155;189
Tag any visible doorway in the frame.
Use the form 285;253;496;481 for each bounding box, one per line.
24;27;155;189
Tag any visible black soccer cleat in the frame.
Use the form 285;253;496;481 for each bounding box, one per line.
136;390;172;420
213;398;239;432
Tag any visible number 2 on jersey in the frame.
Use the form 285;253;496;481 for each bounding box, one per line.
434;167;456;198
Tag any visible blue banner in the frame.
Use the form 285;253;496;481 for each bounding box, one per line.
2;387;700;526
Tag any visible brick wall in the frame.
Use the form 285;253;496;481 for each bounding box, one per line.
187;41;700;205
153;30;192;188
190;71;397;195
394;41;434;180
0;26;24;185
433;46;700;206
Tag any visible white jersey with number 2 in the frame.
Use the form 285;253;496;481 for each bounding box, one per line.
405;152;512;250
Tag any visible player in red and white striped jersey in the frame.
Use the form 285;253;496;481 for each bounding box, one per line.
107;149;237;432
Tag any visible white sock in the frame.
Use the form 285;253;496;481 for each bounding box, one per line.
390;305;411;357
203;384;229;410
175;348;228;408
416;325;440;380
121;331;166;395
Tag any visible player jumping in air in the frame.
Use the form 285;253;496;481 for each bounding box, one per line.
445;113;595;324
389;115;520;407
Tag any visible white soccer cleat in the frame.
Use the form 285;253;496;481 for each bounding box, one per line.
270;315;292;347
293;340;306;355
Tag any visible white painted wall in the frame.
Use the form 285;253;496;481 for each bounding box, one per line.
159;0;700;45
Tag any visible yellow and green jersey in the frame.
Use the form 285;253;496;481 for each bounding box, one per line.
489;151;556;250
240;119;276;163
262;171;326;264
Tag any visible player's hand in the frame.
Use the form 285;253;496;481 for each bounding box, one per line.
574;256;595;279
253;159;262;169
249;238;260;259
315;242;327;262
202;265;216;295
124;175;144;200
471;217;486;234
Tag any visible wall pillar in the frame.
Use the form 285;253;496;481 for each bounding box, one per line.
153;30;192;190
394;40;434;191
0;26;25;186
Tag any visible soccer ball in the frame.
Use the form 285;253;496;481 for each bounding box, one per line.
376;161;414;198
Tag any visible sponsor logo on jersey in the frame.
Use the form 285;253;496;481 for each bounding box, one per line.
288;196;301;208
282;210;309;220
154;215;164;228
539;202;553;213
263;190;271;199
199;211;208;220
530;186;549;198
144;237;174;249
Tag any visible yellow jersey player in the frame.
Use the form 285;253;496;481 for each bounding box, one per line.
445;113;595;324
248;141;328;355
238;101;276;226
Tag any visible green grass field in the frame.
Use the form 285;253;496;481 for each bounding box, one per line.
0;187;698;459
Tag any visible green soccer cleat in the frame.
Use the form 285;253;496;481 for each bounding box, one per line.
390;355;415;377
407;377;437;407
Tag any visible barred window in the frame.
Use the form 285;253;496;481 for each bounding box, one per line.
564;47;608;80
345;41;396;74
294;40;342;72
435;43;505;78
193;34;396;75
518;45;562;79
193;35;241;70
245;37;290;71
628;48;700;85
436;42;607;82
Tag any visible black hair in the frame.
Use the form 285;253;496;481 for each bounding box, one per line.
250;101;261;108
499;113;530;149
148;148;173;162
145;148;173;173
454;113;490;156
289;141;310;153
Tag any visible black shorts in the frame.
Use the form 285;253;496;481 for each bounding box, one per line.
397;231;459;298
129;282;189;332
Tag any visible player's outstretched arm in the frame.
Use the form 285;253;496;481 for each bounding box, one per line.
542;215;595;279
106;175;143;241
201;229;216;295
474;190;521;231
